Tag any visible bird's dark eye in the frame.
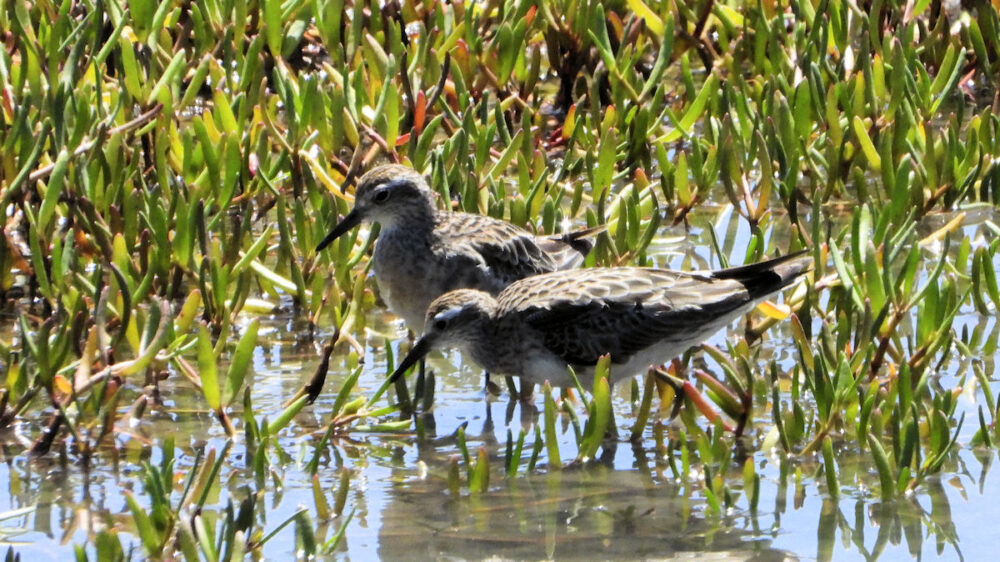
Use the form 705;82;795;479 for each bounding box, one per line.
373;188;391;203
433;318;447;331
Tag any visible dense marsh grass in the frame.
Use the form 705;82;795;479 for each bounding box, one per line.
1;0;1000;557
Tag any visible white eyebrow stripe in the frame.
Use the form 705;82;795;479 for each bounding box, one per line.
434;307;464;323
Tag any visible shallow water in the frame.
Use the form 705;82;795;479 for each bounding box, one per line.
6;304;996;560
2;206;999;560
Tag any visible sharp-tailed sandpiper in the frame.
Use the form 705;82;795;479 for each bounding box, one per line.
388;252;811;388
316;164;603;332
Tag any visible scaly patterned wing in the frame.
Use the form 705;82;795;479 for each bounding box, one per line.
499;268;759;366
436;213;559;286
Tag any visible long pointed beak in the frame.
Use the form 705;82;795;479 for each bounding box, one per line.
315;208;363;252
388;336;436;384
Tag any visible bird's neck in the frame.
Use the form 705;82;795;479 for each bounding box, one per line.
381;202;438;237
464;308;507;370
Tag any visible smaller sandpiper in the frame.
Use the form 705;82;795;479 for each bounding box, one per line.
316;164;603;332
388;252;811;388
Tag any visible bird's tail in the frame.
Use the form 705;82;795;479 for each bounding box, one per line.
552;224;607;256
710;249;812;300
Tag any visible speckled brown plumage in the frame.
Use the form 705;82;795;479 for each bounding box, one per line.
390;252;811;387
316;164;602;330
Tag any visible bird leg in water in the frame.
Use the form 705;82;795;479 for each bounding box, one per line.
485;372;503;396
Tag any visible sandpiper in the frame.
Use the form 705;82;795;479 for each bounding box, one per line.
388;252;811;388
316;164;603;332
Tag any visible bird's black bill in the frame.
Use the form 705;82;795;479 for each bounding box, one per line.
388;336;435;384
315;209;363;252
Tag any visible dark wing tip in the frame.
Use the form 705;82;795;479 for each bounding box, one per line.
711;249;811;300
550;224;607;256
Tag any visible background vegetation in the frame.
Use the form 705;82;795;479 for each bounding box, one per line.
1;0;999;558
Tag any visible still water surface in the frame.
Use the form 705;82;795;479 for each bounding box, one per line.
1;205;998;560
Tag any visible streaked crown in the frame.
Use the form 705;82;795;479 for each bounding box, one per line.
352;164;436;226
422;289;497;343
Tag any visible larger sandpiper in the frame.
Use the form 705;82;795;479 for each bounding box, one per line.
388;252;811;388
316;164;603;332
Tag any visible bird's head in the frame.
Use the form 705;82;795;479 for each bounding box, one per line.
316;165;434;252
387;290;496;383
